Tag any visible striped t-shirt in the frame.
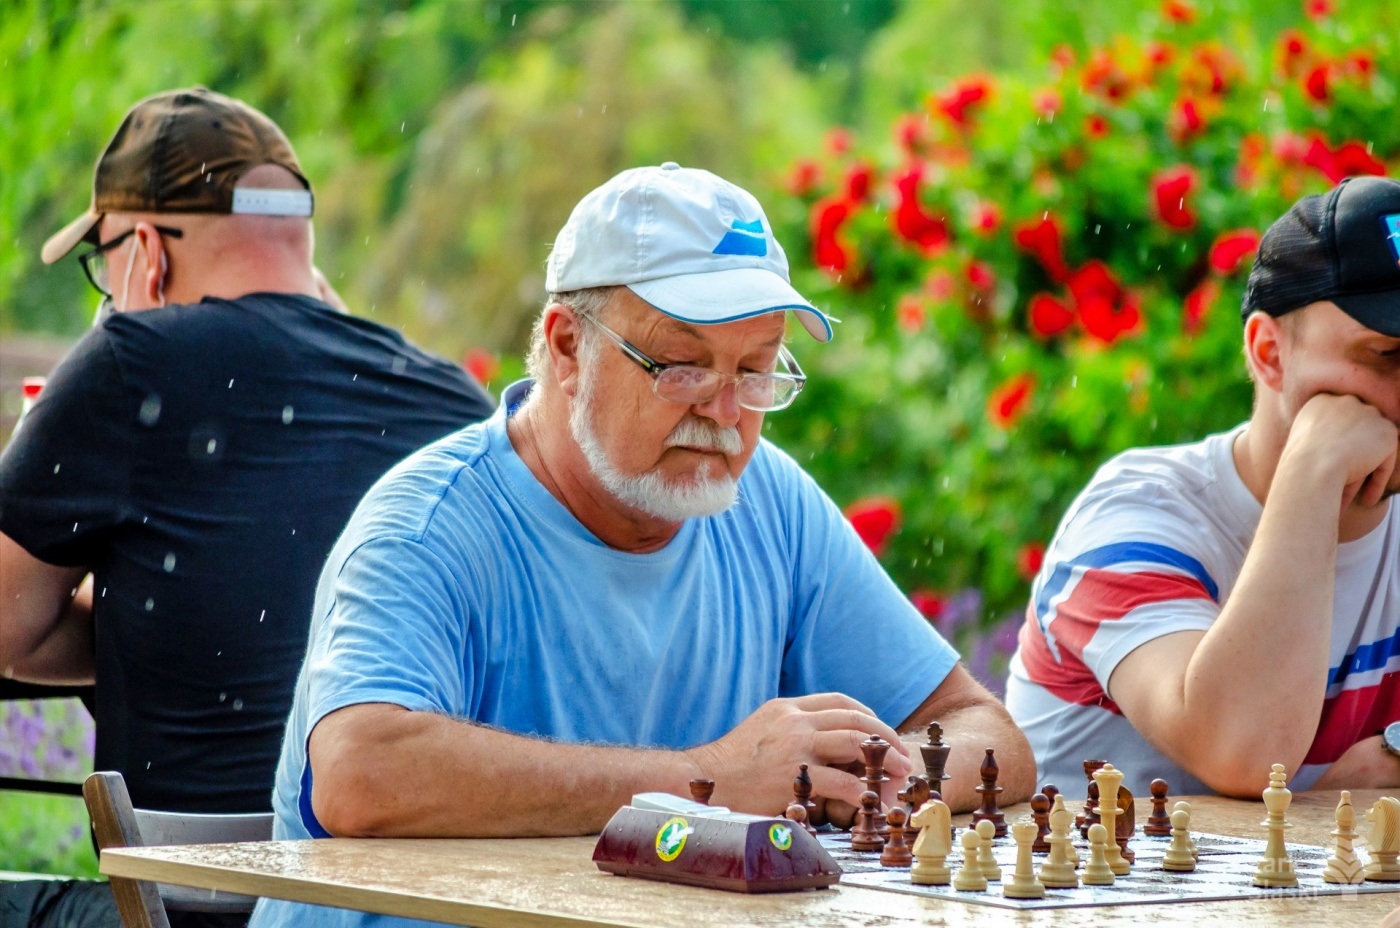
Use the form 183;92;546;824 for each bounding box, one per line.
1005;425;1400;797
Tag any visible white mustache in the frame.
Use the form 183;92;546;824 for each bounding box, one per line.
666;417;742;455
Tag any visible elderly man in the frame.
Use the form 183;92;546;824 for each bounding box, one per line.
252;162;1032;928
0;88;492;928
1008;176;1400;798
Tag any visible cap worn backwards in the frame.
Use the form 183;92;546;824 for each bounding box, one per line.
42;87;314;265
546;162;834;342
1243;175;1400;337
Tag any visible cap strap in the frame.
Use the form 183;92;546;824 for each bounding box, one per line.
231;188;313;217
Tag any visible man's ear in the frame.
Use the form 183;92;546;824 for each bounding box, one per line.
133;222;168;304
1244;311;1286;394
543;305;586;397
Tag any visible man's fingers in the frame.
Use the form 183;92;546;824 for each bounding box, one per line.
811;728;913;777
789;691;880;718
807;763;866;811
805;708;905;749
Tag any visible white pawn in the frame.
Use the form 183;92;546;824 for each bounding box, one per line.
1004;819;1047;899
910;799;952;885
975;819;1001;882
1162;808;1196;872
1081;823;1115;886
1324;790;1365;884
953;830;988;891
1173;800;1199;860
1038;795;1079;888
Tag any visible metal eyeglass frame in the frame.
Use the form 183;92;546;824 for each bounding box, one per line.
580;313;807;412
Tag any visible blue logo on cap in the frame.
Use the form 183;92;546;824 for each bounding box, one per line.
713;218;768;257
1383;213;1400;267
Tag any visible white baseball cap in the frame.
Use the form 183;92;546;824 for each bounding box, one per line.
545;162;833;341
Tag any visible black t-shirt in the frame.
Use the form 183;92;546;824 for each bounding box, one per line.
0;293;494;812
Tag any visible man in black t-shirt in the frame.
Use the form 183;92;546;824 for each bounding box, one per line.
0;88;493;928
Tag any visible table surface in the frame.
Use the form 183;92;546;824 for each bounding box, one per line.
103;789;1400;927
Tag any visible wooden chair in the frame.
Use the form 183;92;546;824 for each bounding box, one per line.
82;771;273;928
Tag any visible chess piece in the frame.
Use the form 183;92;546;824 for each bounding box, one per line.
794;764;819;823
971;748;1007;837
1091;764;1130;875
1145;778;1173;836
1038;796;1079;888
899;775;931;840
1040;783;1059;805
975;819;1001;882
786;801;817;838
689;778;714;805
881;806;914;867
1323;790;1365;884
1162;808;1196;872
1252;763;1298;888
1081;823;1115;885
1030;793;1052;852
859;735;892;838
1114;786;1136;864
1078;759;1107;831
910;799;953;885
1004;819;1047;899
1365;795;1400;881
1174;801;1199;860
952;830;988;891
921;721;952;790
851;790;885;852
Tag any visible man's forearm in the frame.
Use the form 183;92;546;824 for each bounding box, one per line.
310;704;706;838
4;576;94;684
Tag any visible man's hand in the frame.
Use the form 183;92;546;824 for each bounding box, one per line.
1312;736;1400;791
1283;393;1398;513
686;693;911;817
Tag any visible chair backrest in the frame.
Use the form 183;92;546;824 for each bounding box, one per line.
83;771;274;928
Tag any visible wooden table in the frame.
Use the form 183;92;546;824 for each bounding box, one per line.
103;790;1400;927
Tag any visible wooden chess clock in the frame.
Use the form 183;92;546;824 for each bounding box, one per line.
593;793;840;892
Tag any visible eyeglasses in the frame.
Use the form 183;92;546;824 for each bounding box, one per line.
78;226;183;298
581;314;807;412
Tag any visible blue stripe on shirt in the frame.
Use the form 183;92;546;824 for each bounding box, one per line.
1330;627;1400;688
1035;541;1220;623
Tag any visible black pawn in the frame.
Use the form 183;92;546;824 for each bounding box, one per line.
851;790;885;852
1030;792;1052;852
1145;778;1172;836
786;801;817;837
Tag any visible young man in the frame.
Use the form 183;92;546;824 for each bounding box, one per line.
253;163;1032;928
1008;176;1400;798
0;88;493;927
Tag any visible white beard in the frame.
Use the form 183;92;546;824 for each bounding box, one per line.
569;361;742;522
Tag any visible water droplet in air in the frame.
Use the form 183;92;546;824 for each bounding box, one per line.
145;598;154;611
232;698;244;711
207;439;217;454
139;395;162;426
163;553;176;572
219;692;227;702
282;405;294;424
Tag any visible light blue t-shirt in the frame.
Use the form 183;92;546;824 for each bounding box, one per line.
252;381;958;928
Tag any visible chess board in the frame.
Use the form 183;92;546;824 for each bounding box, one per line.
821;828;1400;909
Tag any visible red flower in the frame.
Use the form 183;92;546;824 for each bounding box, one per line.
988;373;1036;429
1272;130;1310;164
462;347;500;385
898;295;925;333
1151;165;1198;230
1083;50;1131;101
825;127;852;155
1085;114;1110;138
1162;0;1196;23
1305;0;1333;20
1303;136;1387;185
1236;132;1268;187
1344;51;1376;81
845;497;902;557
1068;261;1141;343
1049;44;1077;75
810;196;854;276
1169;96;1206;144
1276;30;1311;78
1017;542;1046;581
909;589;946;621
933;74;994;129
1032;87;1063;119
1013;214;1070;282
924;268;956;301
970;201;1002;236
890;163;951;255
966;260;996;292
1183;279;1220;336
894;114;926;154
843;161;875;202
1304;63;1331;103
1029;293;1075;338
1146;41;1176;69
1208;229;1261;275
785;159;821;197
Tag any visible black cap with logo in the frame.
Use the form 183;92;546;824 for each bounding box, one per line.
1242;175;1400;336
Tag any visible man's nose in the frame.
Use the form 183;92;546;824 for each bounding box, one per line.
692;381;742;429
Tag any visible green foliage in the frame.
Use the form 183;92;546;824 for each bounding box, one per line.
768;0;1399;655
0;700;96;876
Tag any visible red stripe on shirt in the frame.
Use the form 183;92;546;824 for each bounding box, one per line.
1018;608;1121;713
1304;671;1400;765
1047;569;1215;656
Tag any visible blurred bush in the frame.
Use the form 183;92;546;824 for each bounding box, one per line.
767;0;1397;683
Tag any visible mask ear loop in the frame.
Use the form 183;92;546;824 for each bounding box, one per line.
156;251;168;308
118;234;140;312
